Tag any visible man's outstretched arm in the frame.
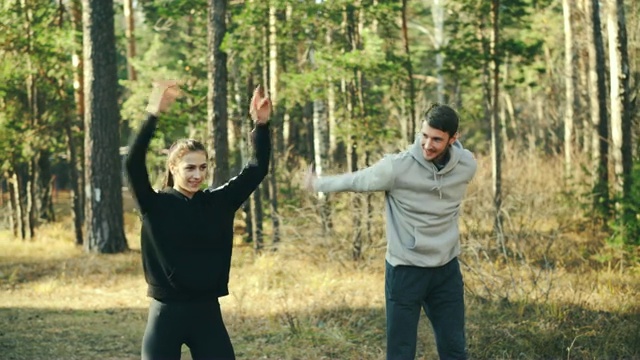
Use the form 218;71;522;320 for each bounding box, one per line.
306;156;396;194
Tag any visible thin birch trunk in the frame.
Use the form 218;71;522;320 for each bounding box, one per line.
267;0;280;246
401;0;417;141
606;0;632;238
123;0;136;81
563;0;575;179
70;0;84;245
490;0;504;246
587;0;610;220
432;0;446;103
207;0;230;187
606;0;631;197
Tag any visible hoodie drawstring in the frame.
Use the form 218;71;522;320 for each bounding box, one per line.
431;171;443;199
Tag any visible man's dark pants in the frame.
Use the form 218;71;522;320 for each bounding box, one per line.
385;257;467;360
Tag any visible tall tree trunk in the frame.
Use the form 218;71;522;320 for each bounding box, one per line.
37;151;55;222
65;117;83;245
14;166;27;240
606;0;632;237
432;0;446;103
345;2;364;260
325;28;344;167
82;0;128;253
7;172;20;238
311;45;332;235
20;0;36;239
26;160;36;239
503;92;516;139
563;0;575;179
207;0;230;187
268;0;280;245
576;0;590;153
401;0;417;141
231;61;251;243
244;0;265;251
500;57;510;145
586;0;610;221
490;0;504;245
71;0;85;245
251;183;264;252
607;0;632;196
123;0;137;81
281;3;293;155
247;74;264;251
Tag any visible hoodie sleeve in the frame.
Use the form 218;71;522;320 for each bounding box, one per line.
125;114;158;214
206;123;271;210
314;155;396;193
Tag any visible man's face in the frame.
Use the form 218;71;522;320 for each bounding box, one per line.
170;151;208;197
420;122;457;162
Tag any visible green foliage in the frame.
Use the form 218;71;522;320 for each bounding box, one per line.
610;162;640;247
0;0;636;255
0;0;76;173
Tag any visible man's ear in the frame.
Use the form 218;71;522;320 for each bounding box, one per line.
449;132;459;145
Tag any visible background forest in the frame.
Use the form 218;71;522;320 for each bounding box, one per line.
0;0;639;359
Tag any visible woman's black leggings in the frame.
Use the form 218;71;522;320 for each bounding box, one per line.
141;298;235;360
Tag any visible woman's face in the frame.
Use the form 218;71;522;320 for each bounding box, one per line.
170;151;208;197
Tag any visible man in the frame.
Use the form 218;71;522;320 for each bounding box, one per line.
305;104;477;360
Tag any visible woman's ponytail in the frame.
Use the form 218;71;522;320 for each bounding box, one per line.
162;168;174;188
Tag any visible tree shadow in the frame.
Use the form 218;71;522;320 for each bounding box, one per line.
1;298;638;360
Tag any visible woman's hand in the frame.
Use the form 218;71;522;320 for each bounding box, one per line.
146;80;181;116
249;85;271;125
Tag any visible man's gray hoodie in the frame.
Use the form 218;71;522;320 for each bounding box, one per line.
314;135;477;267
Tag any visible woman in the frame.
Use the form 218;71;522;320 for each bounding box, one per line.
125;81;271;360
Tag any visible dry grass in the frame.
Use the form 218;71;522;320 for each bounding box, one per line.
1;149;640;359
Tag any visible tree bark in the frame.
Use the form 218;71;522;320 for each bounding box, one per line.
432;0;446;104
26;160;36;239
207;0;230;187
268;0;280;245
65;117;83;245
123;0;137;81
586;0;610;220
606;0;631;197
606;0;632;238
311;44;332;234
401;0;417;140
246;73;264;251
70;0;85;245
576;0;590;153
13;166;27;240
37;151;55;223
7;172;20;238
563;0;575;179
82;0;128;253
490;0;504;246
344;2;364;260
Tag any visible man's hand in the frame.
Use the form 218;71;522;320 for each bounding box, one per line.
146;80;181;116
249;85;271;125
304;165;317;192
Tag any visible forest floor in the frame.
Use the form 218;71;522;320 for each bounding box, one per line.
1;210;639;360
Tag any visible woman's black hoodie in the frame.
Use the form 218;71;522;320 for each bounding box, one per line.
125;114;270;301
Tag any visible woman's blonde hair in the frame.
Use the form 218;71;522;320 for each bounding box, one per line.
163;139;208;188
